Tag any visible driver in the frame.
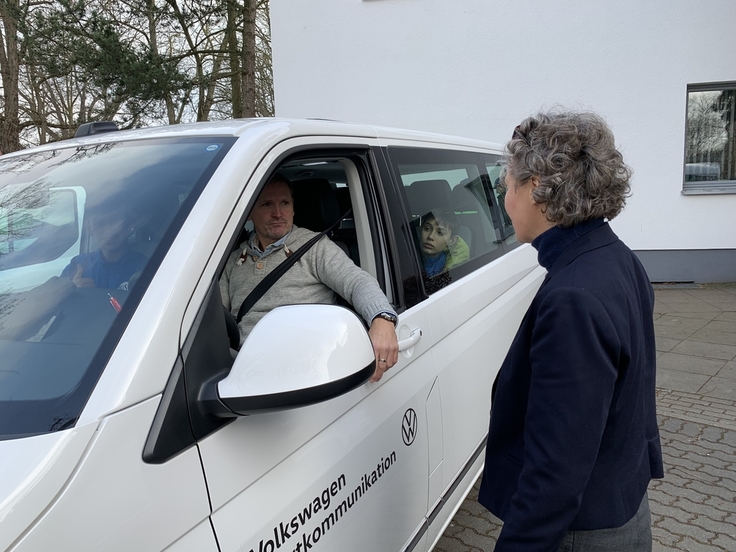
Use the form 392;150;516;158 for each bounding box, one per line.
220;174;399;382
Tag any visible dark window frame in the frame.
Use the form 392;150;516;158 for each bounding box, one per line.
683;81;736;195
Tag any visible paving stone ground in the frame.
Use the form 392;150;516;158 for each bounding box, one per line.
433;284;736;551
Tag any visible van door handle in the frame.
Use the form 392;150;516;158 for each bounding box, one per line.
398;328;422;351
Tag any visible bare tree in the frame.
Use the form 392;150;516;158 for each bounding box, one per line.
0;0;275;150
0;0;23;153
241;0;256;117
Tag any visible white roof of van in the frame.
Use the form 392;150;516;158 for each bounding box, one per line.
6;118;504;155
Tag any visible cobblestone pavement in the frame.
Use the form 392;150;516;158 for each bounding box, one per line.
434;397;736;552
433;285;736;551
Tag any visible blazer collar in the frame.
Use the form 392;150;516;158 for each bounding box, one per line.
544;222;619;279
533;218;605;270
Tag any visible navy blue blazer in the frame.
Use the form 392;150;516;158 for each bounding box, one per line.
478;221;663;551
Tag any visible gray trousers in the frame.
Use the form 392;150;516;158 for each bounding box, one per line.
557;493;652;552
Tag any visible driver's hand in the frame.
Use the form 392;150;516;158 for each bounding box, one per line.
368;317;399;382
73;264;95;288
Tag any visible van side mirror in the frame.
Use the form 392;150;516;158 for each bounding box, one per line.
203;305;375;416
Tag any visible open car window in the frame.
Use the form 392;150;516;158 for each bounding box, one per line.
0;137;234;440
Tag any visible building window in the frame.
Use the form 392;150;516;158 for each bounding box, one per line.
684;82;736;194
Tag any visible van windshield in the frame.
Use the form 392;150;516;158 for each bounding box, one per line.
0;137;234;439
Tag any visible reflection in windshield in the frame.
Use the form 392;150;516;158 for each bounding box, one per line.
60;198;146;291
0;185;81;283
0;137;234;439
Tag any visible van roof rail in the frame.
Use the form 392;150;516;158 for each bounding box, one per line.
74;121;119;138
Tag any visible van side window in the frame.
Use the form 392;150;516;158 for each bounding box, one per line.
387;147;513;296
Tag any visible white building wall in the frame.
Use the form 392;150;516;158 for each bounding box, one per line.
270;0;736;264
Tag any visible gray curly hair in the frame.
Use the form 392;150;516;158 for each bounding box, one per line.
505;110;632;227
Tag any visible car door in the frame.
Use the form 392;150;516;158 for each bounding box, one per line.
381;144;546;548
181;137;441;552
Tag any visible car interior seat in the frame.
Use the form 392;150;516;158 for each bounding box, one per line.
452;178;499;256
403;179;451;219
291;178;356;263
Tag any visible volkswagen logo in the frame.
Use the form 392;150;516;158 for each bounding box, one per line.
402;408;417;446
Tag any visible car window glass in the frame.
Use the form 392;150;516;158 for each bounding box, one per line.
0;138;234;439
399;163;479;288
390;150;512;293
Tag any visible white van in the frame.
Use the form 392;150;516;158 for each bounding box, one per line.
0;119;545;552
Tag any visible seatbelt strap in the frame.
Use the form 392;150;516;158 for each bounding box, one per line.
236;209;352;324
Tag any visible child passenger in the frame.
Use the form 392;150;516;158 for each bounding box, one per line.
419;209;469;277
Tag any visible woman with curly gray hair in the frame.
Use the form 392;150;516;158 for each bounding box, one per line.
478;111;663;552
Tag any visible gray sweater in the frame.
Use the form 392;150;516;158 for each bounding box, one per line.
220;226;396;345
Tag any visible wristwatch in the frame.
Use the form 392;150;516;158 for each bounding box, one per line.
374;312;398;327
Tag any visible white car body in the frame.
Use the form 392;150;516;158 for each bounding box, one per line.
0;119;545;551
